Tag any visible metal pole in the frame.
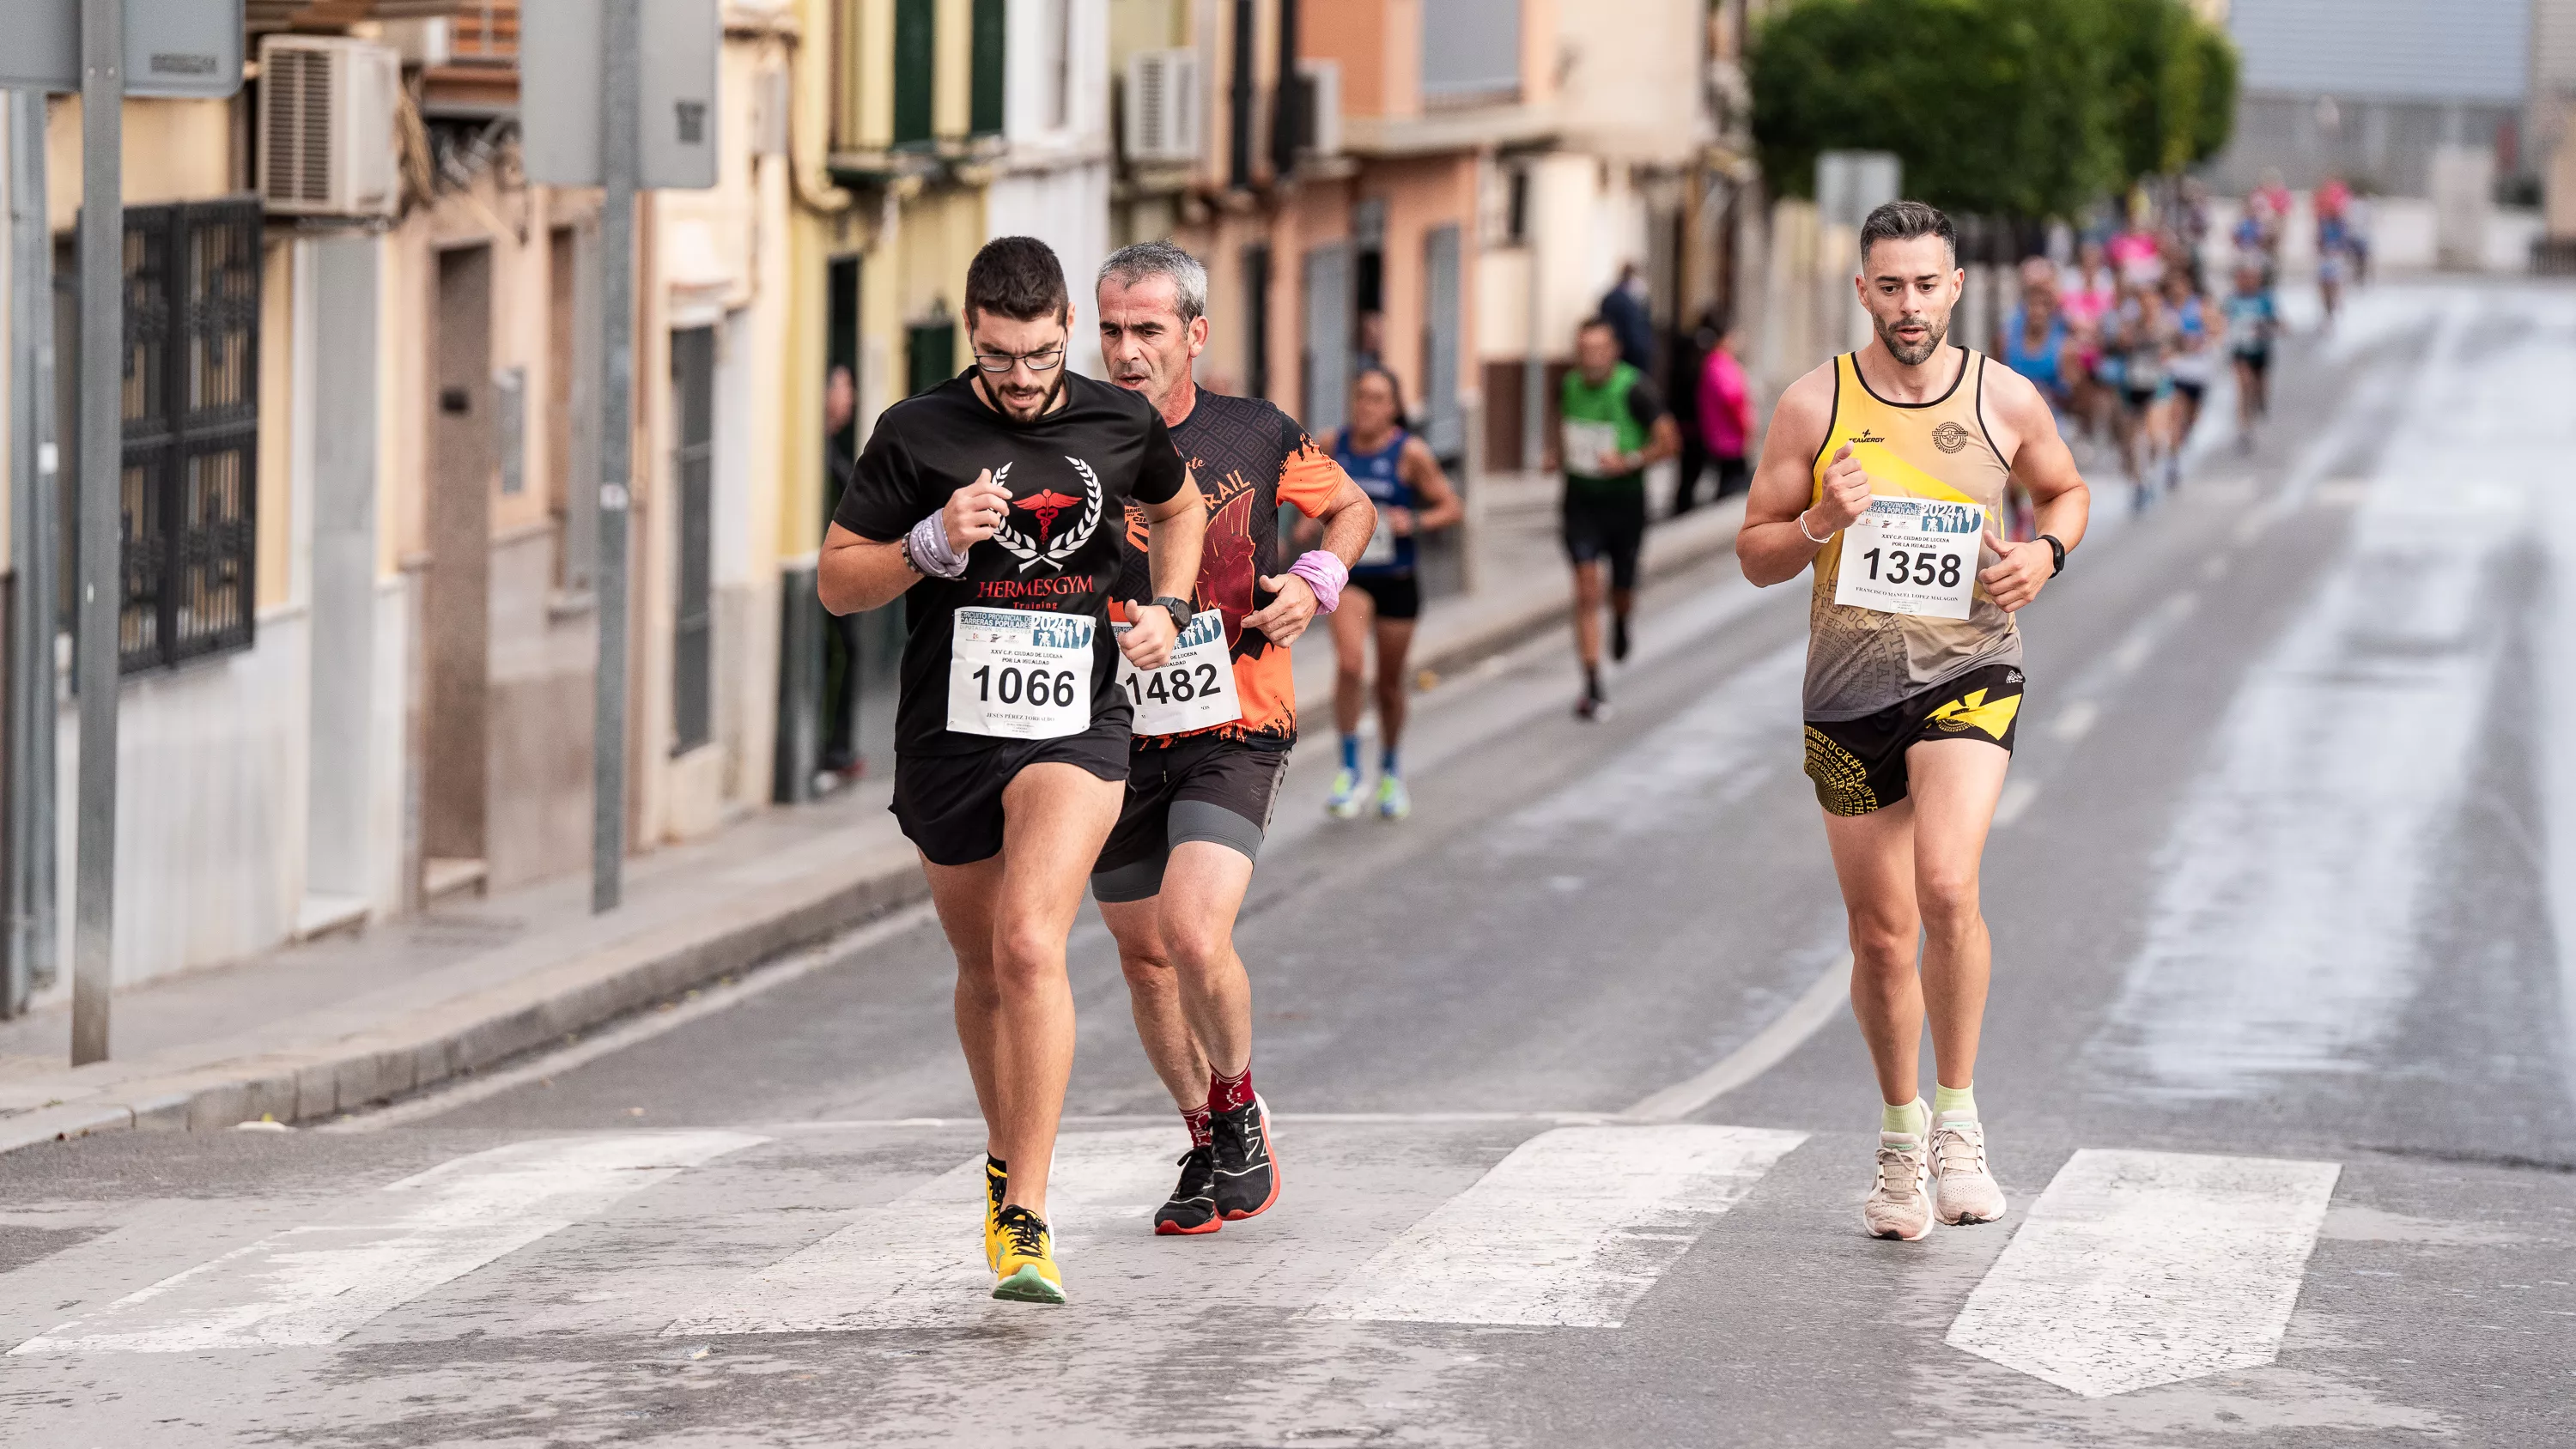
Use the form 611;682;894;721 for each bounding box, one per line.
71;0;121;1064
591;0;640;914
8;90;59;1020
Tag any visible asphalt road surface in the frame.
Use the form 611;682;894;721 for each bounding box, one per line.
3;282;2573;1448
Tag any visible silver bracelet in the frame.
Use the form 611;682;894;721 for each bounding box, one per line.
1796;510;1832;546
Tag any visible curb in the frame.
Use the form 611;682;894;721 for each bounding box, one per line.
0;840;931;1156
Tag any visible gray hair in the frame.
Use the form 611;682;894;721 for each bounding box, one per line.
1097;240;1207;324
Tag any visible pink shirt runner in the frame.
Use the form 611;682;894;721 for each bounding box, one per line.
1698;348;1753;458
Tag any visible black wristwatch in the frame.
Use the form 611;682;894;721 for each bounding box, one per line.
1151;596;1194;632
2038;533;2067;577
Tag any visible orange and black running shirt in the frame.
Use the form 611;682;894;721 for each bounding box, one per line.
1115;389;1349;752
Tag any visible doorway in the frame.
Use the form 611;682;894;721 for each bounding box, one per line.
422;245;494;900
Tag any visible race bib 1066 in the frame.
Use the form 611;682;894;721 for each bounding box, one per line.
948;607;1093;739
1832;497;1986;621
1115;611;1242;737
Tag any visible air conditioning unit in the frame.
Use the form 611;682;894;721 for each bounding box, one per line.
1295;58;1341;158
258;36;401;219
1124;48;1202;166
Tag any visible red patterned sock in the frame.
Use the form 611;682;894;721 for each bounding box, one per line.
1182;1105;1212;1149
1208;1064;1255;1114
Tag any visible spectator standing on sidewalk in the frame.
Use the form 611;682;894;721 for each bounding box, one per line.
1694;312;1754;506
1668;307;1716;514
1598;263;1657;373
1561;318;1680;722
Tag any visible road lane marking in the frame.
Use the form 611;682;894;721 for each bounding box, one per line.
2050;700;2099;743
1301;1125;1804;1327
8;1133;762;1354
664;1127;1175;1334
1946;1149;2339;1397
1623;956;1850;1121
326;903;944;1131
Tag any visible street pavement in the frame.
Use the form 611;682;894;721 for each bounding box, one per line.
2;281;2573;1446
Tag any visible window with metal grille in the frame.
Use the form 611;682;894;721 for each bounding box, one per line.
671;325;715;755
118;199;261;675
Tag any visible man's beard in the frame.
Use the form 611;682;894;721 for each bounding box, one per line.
1879;311;1949;367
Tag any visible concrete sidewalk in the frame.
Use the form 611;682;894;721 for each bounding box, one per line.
0;487;1747;1155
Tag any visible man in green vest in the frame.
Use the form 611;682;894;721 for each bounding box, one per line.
1561;316;1680;719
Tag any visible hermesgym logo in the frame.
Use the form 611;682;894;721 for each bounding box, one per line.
990;457;1103;575
1932;421;1971;454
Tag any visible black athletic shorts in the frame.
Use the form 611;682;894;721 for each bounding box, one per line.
1091;734;1290;903
1802;663;2025;817
1563;485;1648;592
891;715;1132;867
2233;346;2269;377
1351;572;1421;621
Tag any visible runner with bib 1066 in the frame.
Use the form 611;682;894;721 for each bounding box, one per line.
817;238;1207;1305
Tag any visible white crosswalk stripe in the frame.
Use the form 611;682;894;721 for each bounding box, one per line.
9;1133;764;1355
1945;1149;2341;1397
1301;1125;1806;1327
665;1127;1176;1334
1;1124;2368;1374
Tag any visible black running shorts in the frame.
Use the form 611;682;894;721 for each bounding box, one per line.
891;715;1132;867
1091;735;1290;902
1351;572;1421;621
1562;484;1648;592
1802;664;2025;817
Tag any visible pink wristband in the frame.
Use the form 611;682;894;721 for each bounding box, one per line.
1287;549;1348;614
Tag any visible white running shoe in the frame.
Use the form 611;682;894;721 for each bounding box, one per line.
1931;1113;2007;1226
1375;774;1412;820
1864;1131;1935;1241
1325;768;1364;819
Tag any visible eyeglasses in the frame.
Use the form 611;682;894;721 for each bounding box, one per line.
972;344;1066;374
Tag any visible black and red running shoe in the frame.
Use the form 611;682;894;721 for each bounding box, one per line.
1211;1094;1280;1221
1154;1143;1221;1235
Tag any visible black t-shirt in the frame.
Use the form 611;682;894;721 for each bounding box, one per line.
835;369;1191;755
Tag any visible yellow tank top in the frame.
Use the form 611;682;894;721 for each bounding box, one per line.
1805;347;2019;718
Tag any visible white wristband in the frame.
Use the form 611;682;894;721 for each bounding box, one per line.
1796;510;1832;546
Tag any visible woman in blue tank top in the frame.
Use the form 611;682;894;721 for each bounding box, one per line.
1311;367;1461;820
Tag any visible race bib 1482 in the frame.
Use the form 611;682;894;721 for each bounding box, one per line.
1832;497;1986;621
1115;611;1242;737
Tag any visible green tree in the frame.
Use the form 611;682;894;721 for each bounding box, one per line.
1749;0;2237;218
2100;0;2239;180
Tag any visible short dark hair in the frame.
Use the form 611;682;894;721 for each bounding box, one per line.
1857;200;1957;270
964;236;1070;326
1577;316;1618;339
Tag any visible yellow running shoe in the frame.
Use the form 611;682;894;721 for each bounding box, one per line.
991;1204;1066;1304
982;1156;1007;1270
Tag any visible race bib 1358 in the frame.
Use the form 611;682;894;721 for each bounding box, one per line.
1832;497;1985;621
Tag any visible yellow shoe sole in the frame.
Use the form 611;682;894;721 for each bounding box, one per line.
992;1264;1066;1304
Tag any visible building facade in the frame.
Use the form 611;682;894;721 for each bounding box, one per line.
1;0;808;997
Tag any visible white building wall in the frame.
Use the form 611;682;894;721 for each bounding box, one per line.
996;0;1113;373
